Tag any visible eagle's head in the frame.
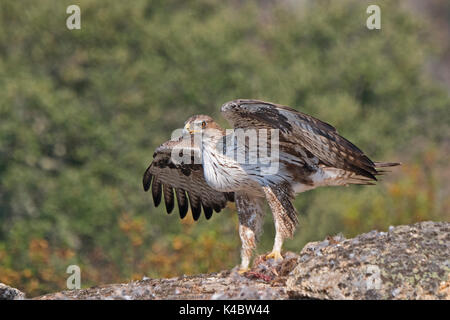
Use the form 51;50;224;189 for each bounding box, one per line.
183;115;225;141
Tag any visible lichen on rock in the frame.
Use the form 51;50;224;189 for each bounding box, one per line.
287;221;450;299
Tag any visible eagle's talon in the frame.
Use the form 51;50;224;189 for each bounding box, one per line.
265;251;283;261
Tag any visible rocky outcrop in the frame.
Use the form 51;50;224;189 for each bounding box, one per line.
286;221;449;299
0;283;25;300
12;221;450;300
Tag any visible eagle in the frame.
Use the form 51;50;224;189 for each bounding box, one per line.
143;99;399;272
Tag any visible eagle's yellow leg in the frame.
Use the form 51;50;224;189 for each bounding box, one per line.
262;185;297;264
265;250;283;261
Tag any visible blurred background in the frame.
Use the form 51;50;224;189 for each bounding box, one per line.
0;0;448;297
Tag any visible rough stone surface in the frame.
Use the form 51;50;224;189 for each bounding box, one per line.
32;221;449;300
0;283;25;300
286;221;450;299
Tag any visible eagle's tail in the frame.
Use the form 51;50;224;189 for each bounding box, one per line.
320;161;401;187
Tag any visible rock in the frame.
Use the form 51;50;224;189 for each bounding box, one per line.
286;221;450;299
35;271;289;300
0;283;25;300
33;221;449;300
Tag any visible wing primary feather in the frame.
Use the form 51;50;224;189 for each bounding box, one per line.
143;166;153;191
212;203;222;213
176;189;188;219
188;192;202;221
202;203;213;220
163;184;174;214
151;178;162;207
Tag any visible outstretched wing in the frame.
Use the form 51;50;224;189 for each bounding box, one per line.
143;135;234;221
221;99;396;181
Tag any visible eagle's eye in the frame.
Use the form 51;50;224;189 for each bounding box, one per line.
201;121;206;129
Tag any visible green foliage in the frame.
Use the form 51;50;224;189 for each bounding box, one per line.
0;0;448;296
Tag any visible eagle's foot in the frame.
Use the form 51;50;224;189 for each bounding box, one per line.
265;250;283;262
237;267;250;275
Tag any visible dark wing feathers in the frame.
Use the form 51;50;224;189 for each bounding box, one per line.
176;188;189;219
143;166;153;191
151;177;162;207
163;184;174;214
143;136;232;221
222;99;398;181
188;192;202;221
202;203;213;220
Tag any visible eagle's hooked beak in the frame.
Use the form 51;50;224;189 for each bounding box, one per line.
183;123;201;135
183;123;193;135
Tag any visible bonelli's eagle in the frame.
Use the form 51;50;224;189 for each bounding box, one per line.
143;99;399;272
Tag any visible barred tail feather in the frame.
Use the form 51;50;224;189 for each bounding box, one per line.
374;161;401;168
